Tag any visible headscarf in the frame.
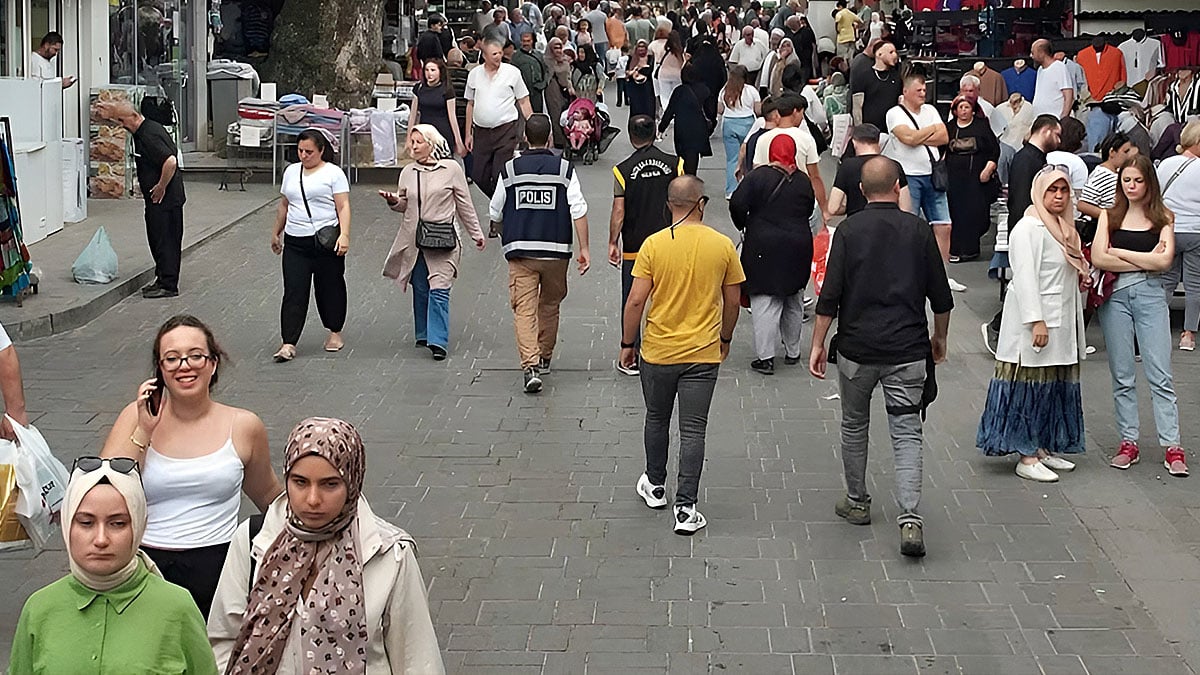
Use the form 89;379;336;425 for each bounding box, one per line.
410;123;452;162
1025;168;1089;277
768;134;798;172
226;418;370;675
770;38;799;98
62;462;157;592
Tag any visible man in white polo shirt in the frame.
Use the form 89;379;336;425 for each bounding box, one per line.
0;321;28;441
1031;38;1073;119
466;38;534;226
749;94;830;226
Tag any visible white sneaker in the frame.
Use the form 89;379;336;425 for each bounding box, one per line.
1085;345;1097;355
1015;461;1059;482
673;505;707;535
948;278;968;292
1040;455;1076;472
635;473;668;509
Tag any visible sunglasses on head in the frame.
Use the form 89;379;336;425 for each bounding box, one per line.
72;456;140;475
1037;163;1072;176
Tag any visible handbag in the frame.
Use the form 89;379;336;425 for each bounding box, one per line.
298;169;340;251
899;105;947;192
415;170;458;251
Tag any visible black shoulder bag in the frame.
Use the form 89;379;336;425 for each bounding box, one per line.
899;105;948;192
415;169;458;250
298;168;341;250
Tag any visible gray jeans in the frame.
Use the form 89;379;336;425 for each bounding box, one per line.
750;293;804;360
1161;231;1200;333
837;356;926;525
640;362;719;507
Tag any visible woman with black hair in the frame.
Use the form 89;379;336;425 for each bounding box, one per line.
270;130;352;361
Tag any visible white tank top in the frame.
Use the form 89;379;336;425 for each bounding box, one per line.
141;434;245;549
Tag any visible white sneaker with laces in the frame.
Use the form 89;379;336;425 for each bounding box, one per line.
948;278;968;292
1015;461;1059;482
1040;455;1076;472
635;473;668;509
673;505;707;535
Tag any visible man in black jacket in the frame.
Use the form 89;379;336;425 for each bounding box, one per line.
416;15;447;64
609;115;683;375
809;156;952;558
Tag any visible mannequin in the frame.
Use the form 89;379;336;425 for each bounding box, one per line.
1163;29;1200;72
1118;28;1162;90
1077;34;1125;101
974;60;1009;106
1001;58;1036;103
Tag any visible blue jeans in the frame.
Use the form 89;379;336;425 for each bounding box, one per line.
722;115;755;196
1085;109;1117;154
411;252;451;349
905;174;950;224
1097;275;1180;446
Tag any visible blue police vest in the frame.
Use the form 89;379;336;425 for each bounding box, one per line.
499;150;575;261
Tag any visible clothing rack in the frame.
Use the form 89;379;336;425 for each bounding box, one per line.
0;118;33;305
271;107;350;185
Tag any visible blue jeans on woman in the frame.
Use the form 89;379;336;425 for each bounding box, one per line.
1097;274;1181;446
410;252;451;350
722;115;755;196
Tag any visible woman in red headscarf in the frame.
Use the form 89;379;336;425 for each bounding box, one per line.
729;134;816;376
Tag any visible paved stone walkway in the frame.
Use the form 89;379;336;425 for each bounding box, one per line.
1;103;1199;675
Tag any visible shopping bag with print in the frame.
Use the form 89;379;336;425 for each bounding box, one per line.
10;417;70;549
811;225;832;297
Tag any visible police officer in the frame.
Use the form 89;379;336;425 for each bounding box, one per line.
608;114;682;376
488;114;591;393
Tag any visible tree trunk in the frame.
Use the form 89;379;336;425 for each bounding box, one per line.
261;0;384;110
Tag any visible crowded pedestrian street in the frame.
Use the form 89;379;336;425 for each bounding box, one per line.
0;106;1198;673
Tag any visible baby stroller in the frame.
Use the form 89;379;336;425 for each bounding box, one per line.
560;99;620;165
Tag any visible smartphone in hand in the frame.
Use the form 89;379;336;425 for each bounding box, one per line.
147;371;164;417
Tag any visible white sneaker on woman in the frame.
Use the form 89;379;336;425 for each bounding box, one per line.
1016;461;1059;482
1040;455;1076;472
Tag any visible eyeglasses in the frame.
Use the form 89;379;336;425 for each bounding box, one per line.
1037;163;1072;177
159;353;214;371
72;456;140;475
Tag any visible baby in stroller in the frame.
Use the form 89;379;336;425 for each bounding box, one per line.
566;105;596;152
562;97;602;164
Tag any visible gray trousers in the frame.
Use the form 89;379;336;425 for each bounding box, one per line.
837;356;926;525
750;293;804;361
640;362;719;507
1161;231;1200;333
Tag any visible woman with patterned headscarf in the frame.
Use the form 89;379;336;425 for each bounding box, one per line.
977;167;1090;483
380;124;486;361
10;457;218;673
209;418;443;674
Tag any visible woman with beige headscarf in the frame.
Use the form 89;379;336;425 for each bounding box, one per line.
10;457;218;673
977;167;1091;483
768;38;805;99
209;417;443;674
543;36;576;147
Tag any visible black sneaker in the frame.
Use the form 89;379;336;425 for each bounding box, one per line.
981;322;999;357
523;367;543;393
537;357;551;374
750;358;775;375
142;287;178;299
900;522;926;557
429;345;447;361
834;494;871;525
673;505;707;535
415;339;428;348
783;355;802;366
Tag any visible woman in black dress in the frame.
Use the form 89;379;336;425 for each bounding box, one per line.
658;63;712;174
686;31;728;136
407;59;465;157
945;94;1000;262
729;134;815;375
625;39;656;121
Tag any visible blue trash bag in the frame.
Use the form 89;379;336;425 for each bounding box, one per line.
71;226;119;284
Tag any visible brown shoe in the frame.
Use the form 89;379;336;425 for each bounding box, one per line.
324;333;344;352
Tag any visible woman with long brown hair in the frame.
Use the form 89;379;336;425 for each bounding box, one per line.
655;30;685;111
406;58;466;158
718;64;761;198
1091;154;1188;476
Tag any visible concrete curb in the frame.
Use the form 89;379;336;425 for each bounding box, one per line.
13;199;280;341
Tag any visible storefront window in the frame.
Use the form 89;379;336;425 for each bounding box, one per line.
108;0;194;144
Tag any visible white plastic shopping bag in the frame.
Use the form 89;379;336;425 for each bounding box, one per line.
10;417;70;549
71;226;119;284
0;439;30;551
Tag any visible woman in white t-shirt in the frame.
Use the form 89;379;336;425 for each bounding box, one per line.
270;130;352;362
718;65;762;199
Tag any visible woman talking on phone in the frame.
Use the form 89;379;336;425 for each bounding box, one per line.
100;314;282;618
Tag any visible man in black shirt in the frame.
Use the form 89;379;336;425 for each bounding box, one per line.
829;123;910;217
983;114;1061;345
810;157;952;558
416;14;447;64
609;115;682;375
850;40;901;131
96;100;186;298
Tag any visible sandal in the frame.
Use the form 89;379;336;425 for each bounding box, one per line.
273;344;296;362
324;333;344;352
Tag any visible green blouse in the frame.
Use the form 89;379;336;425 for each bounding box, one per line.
8;560;218;675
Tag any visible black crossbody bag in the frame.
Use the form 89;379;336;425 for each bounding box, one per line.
899;105;948;192
415;170;458;250
298;169;341;250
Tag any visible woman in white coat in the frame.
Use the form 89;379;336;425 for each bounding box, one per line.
977;167;1091;482
208;417;444;674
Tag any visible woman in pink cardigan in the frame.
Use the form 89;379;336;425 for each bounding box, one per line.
381;124;486;360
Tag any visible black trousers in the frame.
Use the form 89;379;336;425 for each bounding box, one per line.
143;542;230;619
281;233;347;344
681;151;700;176
145;204;184;292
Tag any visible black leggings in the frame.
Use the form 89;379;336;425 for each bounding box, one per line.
143;542;231;619
281;233;347;344
680;151;700;176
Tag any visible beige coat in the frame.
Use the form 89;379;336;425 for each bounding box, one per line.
207;496;445;675
382;159;484;291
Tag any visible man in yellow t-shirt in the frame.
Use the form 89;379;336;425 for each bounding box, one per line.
834;1;863;61
619;175;746;535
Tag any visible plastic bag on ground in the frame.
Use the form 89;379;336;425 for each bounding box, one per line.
71;226;118;284
10;417;70;549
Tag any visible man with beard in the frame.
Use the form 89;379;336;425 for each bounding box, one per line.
851;39;901;131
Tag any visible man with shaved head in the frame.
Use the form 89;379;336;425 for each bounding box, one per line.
620;175;745;536
1031;38;1074;119
810;156;953;559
